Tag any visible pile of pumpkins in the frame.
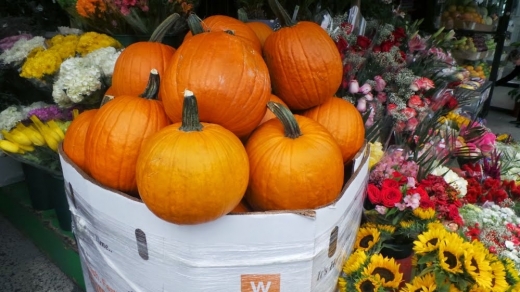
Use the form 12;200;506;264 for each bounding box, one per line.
62;0;365;225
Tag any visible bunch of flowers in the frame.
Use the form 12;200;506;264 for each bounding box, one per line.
495;141;520;182
410;221;515;291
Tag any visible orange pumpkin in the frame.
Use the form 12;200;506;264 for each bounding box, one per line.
245;102;344;211
230;199;252;214
302;97;365;163
161;16;271;138
184;14;262;54
62;109;98;173
263;0;342;110
136;90;250;224
85;70;170;195
110;14;180;100
258;94;287;126
246;21;273;47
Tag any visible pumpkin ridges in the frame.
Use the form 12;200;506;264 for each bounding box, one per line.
63;109;98;173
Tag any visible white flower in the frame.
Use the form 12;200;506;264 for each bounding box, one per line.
53;57;103;106
0;106;25;136
57;26;83;35
0;36;46;65
430;165;468;197
84;47;122;77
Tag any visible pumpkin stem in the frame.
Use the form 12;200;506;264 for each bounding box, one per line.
267;0;295;27
187;13;206;36
149;13;181;42
139;69;160;100
180;89;203;132
267;101;301;139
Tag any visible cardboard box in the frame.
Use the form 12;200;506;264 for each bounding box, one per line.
0;154;25;187
59;143;369;292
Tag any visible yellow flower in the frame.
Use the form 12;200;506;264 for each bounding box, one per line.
438;240;464;274
362;254;403;288
20;49;62;79
354;276;381;292
468;285;488;292
354;227;380;252
337;277;347;292
368;142;384;169
496;133;510;142
343;249;368;275
27;46;45;59
413;227;447;254
377;224;396;234
489;260;509;292
401;273;436;292
48;34;79;59
463;247;493;288
503;258;520;285
76;32;122;56
427;221;447;230
412;207;436;220
399;220;414;229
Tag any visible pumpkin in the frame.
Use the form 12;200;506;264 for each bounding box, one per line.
110;13;180;100
183;14;262;54
245;102;344;211
230;199;252;214
85;69;170;195
62;109;98;173
302;97;365;163
257;94;287;126
246;21;273;47
136;90;250;225
160;16;271;138
262;0;342;110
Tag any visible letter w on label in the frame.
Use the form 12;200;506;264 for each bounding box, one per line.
241;274;280;292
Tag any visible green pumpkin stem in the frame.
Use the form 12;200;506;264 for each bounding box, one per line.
180;90;203;132
267;0;295;27
139;69;160;100
187;13;205;36
149;13;181;42
267;101;301;139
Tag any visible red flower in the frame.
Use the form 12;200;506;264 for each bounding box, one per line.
387;103;398;114
391;171;408;184
401;107;417;119
356;36;371;50
380;40;394;52
446;97;458;110
483;178;501;190
399;51;406;61
381;188;403;208
336;37;348;53
407;95;425;109
392;27;406;41
367;184;382;204
382;179;400;189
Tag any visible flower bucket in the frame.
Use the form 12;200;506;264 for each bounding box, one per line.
49;174;72;232
380;238;414;287
22;163;54;211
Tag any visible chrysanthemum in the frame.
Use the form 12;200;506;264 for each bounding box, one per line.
438;241;464;274
413;227;447;254
354;227;380;251
464;248;493;288
343;249;368;275
413;207;436;220
401;273;436;292
489;260;509;292
354;276;382;292
362;254;403;288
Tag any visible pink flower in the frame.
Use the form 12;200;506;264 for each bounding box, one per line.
407;95;425;109
349;80;359;94
364;92;374;101
375;205;388;214
356;97;367;112
408;35;427;53
374;76;386;92
476;132;496;155
410;77;435;91
377;92;387;103
401;107;417;119
406;118;419;132
394;203;406;211
365;103;376;127
358;83;372;94
404;193;421;209
395;121;406;132
387;103;398;115
407;177;416;188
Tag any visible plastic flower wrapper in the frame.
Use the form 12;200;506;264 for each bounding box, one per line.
496;141;520;182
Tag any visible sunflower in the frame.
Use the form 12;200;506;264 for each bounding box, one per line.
468;285;488;292
343;249;368;275
354;227;380;251
489;261;509;292
412;207;436;220
401;273;436;292
427;221;447;230
503;258;520;285
377;224;396;234
362;254;403;288
438;240;464;274
337;277;347;292
463;247;493;288
448;284;462;292
413;227;447;254
354;276;381;292
400;220;414;229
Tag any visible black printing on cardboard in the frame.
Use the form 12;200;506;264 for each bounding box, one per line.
96;235;113;252
317;256;341;282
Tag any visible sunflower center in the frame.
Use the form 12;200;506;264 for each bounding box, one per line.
360;279;376;292
427;238;438;246
443;251;458;269
372;267;395;282
360;235;374;248
470;258;479;273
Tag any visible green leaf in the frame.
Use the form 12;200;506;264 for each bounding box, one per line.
417;252;438;265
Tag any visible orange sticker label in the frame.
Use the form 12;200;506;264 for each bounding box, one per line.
241;274;280;292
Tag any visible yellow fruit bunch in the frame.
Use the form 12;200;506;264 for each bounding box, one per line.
0;116;65;154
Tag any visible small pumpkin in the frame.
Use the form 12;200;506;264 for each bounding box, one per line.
62;109;98;173
246;21;273;48
230;199;252;214
257;94;287;126
302;97;365;163
245;102;344;211
161;15;271;138
136;90;250;225
110;13;180;100
263;0;342;110
85;69;170;195
183;14;262;54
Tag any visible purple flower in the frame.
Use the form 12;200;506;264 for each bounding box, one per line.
27;105;66;122
407;35;427;53
0;34;32;51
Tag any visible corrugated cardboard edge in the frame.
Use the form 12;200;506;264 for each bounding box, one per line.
58;141;370;219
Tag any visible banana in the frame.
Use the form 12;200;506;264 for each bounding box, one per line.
1;130;32;146
46;120;65;140
0;140;21;153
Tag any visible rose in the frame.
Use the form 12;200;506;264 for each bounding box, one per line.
349;79;360;94
382;179;400;189
374;76;386;92
380;40;394;52
406;118;419;132
356;97;367;112
356;36;371;50
381;188;403;208
407;95;424;109
367;184;382;204
392;27;406;41
401;107;417;119
358;83;372;94
336;37;348;53
377;92;387;103
387;103;398;114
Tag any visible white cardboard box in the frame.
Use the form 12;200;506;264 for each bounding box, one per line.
0;154;25;187
59;143;369;292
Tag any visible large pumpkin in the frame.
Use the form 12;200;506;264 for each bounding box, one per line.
136;90;250;225
161;17;271;138
257;94;287;126
263;0;342;110
62;109;98;173
85;70;170;195
245;102;344;211
246;21;273;48
302;97;365;163
184;14;262;54
110;13;180;100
